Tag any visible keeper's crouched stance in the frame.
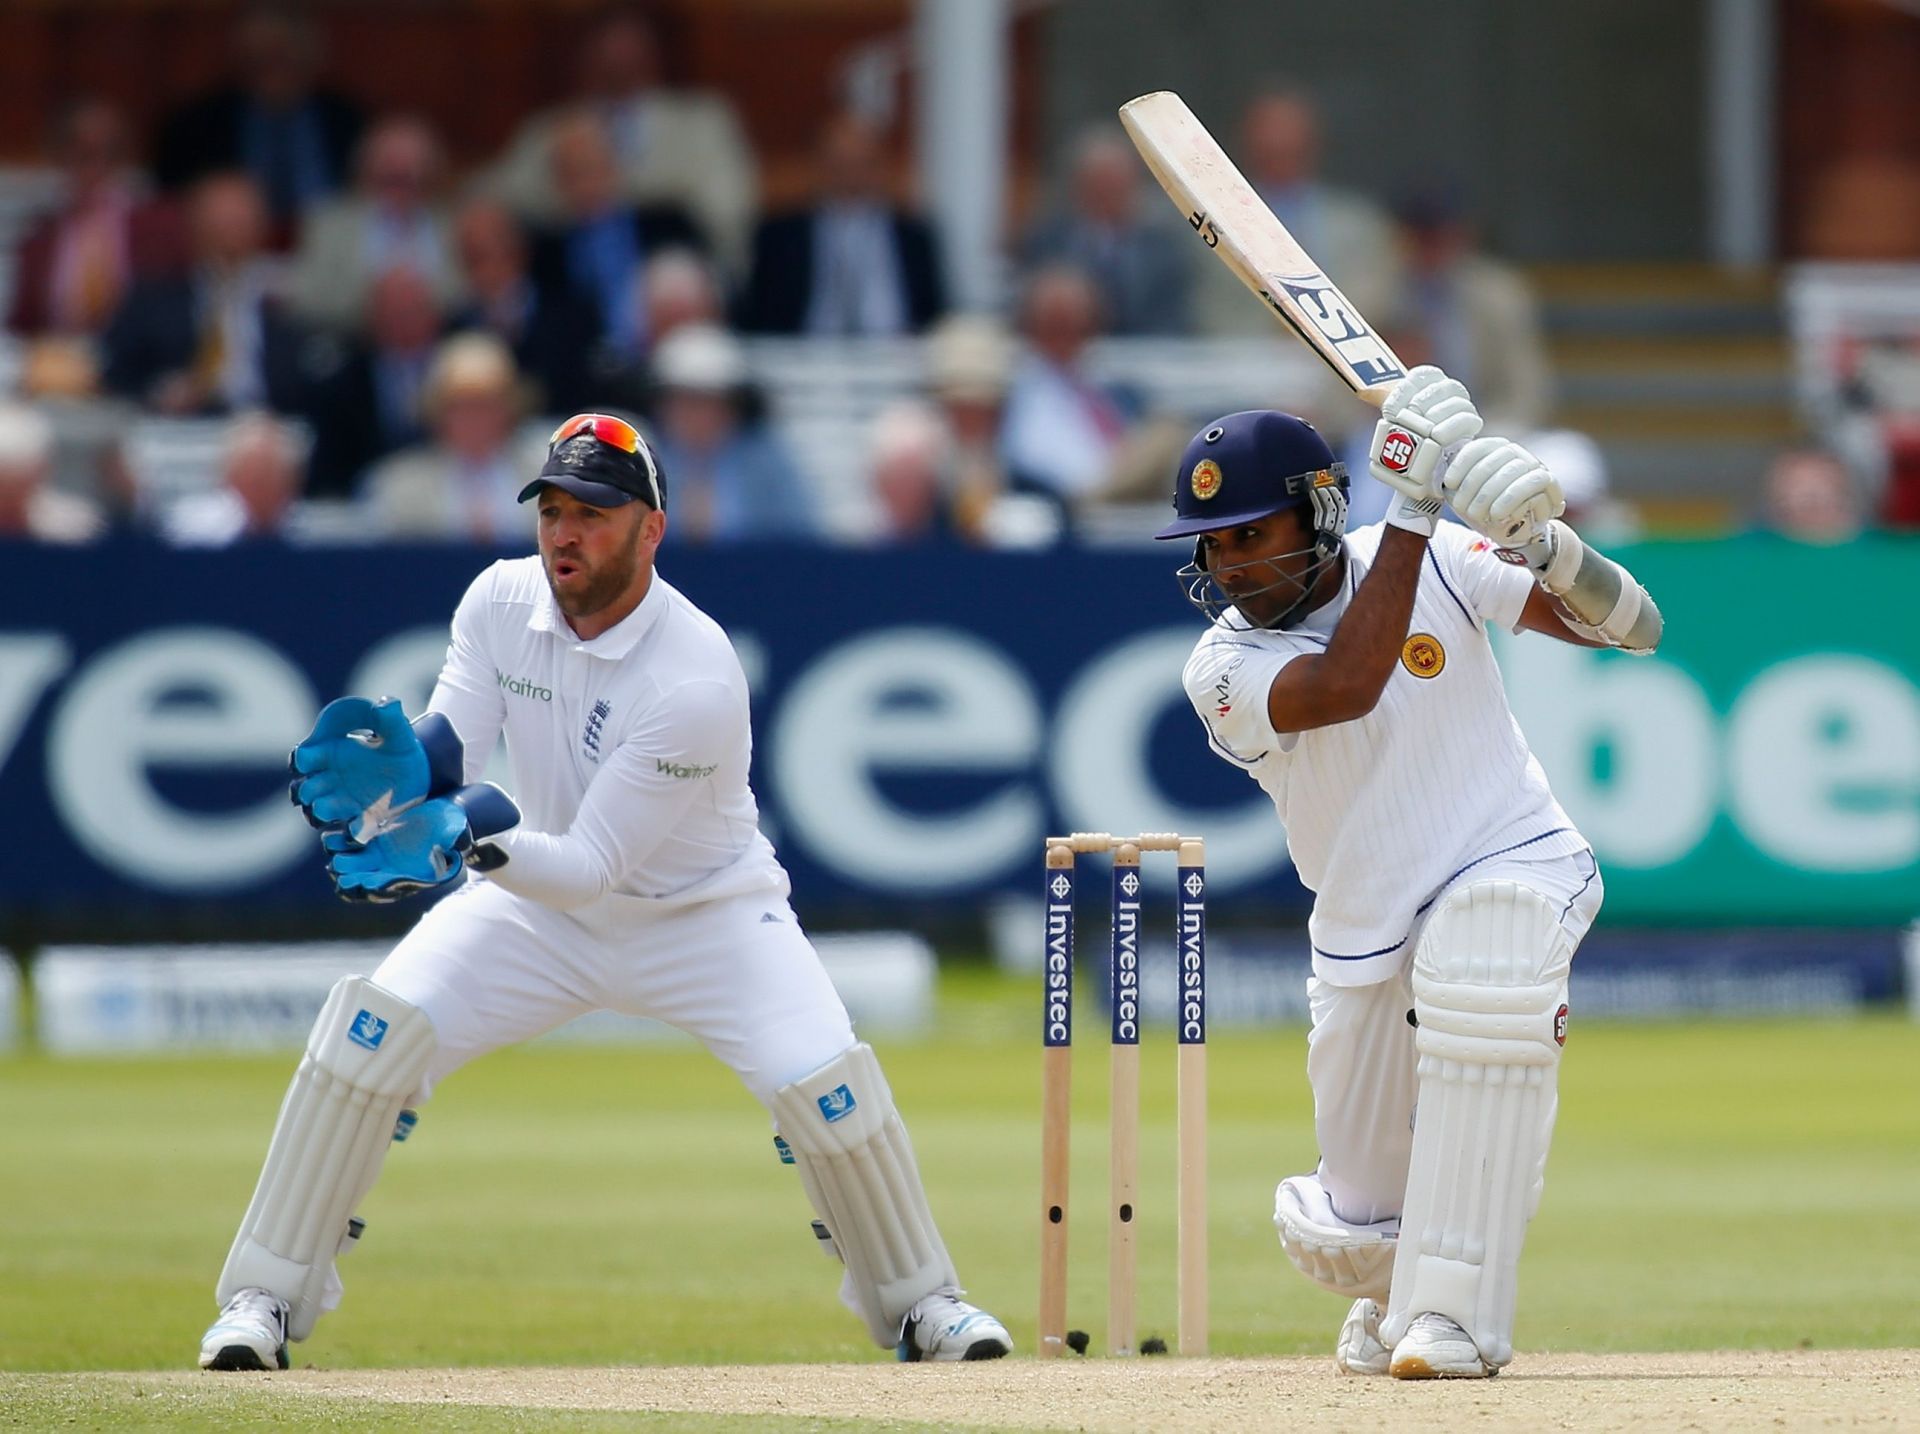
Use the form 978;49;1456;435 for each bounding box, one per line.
1157;370;1658;1378
199;415;1011;1371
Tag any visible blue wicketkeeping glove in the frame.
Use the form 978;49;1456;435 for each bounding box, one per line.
290;697;465;841
322;783;520;903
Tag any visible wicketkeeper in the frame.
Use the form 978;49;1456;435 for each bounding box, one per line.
1158;367;1661;1377
198;413;1012;1370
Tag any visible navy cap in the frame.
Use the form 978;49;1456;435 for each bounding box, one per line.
1154;410;1343;539
517;413;664;510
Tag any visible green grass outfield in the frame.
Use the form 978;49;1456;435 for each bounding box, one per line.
2;967;1917;1426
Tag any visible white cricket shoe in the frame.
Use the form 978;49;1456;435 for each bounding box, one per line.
1388;1312;1495;1379
1334;1297;1390;1375
198;1286;290;1371
897;1289;1013;1362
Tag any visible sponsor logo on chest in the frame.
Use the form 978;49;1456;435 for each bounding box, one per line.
497;670;553;701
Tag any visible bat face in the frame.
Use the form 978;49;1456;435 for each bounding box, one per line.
1121;90;1406;408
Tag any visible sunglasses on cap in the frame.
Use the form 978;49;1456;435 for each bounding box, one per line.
523;412;663;510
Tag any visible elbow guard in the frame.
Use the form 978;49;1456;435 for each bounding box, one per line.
1521;521;1663;654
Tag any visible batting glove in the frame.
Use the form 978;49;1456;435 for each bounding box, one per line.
1367;365;1484;537
322;783;520;903
1442;436;1565;548
289;697;464;842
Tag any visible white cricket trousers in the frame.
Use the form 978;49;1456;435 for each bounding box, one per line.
371;876;857;1108
1305;849;1604;1226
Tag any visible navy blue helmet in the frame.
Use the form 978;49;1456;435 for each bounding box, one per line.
1154;410;1349;629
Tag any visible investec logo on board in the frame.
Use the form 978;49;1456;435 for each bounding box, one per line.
1111;867;1141;1045
1177;865;1206;1045
1044;868;1074;1047
1268;276;1406;390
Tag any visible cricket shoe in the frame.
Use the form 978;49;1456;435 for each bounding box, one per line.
897;1290;1013;1362
198;1286;290;1371
1388;1312;1496;1379
1334;1297;1390;1375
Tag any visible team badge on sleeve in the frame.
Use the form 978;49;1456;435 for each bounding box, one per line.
1400;633;1446;678
1190;459;1223;500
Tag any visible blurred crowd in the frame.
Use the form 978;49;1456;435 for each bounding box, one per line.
0;3;1894;550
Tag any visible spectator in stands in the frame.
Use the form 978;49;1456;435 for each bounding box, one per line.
1019;126;1192;336
739;112;945;337
586;248;726;412
1000;265;1136;505
0;402;104;543
923;314;1018;542
447;196;600;417
303;265;444;498
529;111;707;366
1193;87;1399;334
866;400;957;543
1761;446;1866;544
161;411;306;546
360;333;538;544
489;5;756;274
287;115;460;333
646;323;815;541
153;2;363;234
8;97;182;343
641;248;725;348
101;172;309;417
1390;187;1552;433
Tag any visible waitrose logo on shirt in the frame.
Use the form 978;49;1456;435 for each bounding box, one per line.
657;758;718;780
497;671;553;701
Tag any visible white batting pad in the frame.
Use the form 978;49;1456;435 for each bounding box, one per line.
1381;880;1572;1368
217;976;436;1341
1274;1172;1399;1300
770;1042;958;1347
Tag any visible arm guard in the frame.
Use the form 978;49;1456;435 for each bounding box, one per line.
1509;520;1663;654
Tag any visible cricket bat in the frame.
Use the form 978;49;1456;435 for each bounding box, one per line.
1119;90;1407;407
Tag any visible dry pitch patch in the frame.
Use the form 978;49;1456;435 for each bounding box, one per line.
67;1350;1920;1431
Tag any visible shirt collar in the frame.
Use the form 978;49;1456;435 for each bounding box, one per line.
529;567;669;659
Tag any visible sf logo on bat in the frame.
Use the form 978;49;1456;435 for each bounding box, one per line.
1268;277;1405;389
1187;210;1220;248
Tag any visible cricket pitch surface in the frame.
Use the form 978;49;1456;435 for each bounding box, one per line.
72;1348;1920;1431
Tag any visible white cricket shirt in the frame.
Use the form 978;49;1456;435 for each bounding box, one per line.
426;556;786;919
1183;522;1589;986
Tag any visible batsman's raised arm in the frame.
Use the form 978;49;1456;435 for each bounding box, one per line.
1441;436;1665;654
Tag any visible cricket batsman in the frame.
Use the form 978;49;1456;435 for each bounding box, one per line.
1156;367;1662;1377
198;413;1012;1370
